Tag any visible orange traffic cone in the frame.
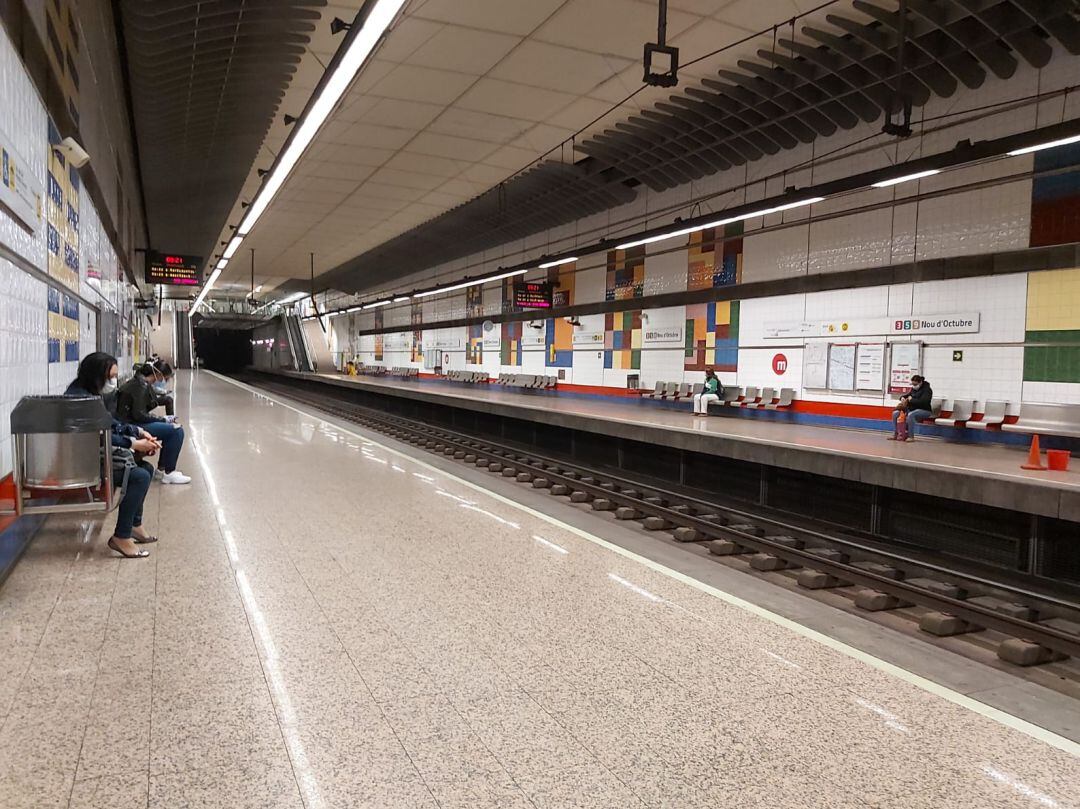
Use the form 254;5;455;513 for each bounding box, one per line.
1021;434;1047;470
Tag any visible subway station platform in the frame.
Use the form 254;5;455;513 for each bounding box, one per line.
267;370;1080;523
0;369;1077;808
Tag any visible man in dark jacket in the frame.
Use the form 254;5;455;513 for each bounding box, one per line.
116;364;191;483
890;375;934;441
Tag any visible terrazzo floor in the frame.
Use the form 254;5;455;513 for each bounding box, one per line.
0;370;1077;808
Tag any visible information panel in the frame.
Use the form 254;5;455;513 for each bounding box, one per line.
513;281;553;309
855;343;885;390
827;343;856;391
803;342;828;389
145;252;202;286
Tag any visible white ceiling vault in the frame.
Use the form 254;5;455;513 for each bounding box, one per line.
214;0;827;295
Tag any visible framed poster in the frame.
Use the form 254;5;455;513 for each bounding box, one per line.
827;343;857;391
855;343;885;390
889;343;922;394
803;342;828;388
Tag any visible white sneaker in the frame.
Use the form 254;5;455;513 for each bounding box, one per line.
153;468;164;481
161;470;191;485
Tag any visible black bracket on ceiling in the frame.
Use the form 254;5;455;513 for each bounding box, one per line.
644;0;679;88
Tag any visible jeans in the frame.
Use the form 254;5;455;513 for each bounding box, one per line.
892;408;933;437
694;393;720;414
114;462;151;539
141;421;185;473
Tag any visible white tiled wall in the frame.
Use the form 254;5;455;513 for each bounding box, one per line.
0;259;49;476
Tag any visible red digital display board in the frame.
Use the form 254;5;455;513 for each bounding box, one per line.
513;280;553;309
145;252;203;286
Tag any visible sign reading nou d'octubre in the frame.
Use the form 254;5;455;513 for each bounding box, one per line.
764;313;980;339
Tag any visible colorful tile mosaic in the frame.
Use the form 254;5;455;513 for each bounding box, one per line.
373;310;384;362
684;300;739;372
1030;142;1080;248
606;246;645;301
545;262;576;367
501;320;522;366
410;301;423;363
1024;268;1080;383
687;224;743;290
46;120;80;294
604;310;641;369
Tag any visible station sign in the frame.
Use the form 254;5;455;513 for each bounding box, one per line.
145;252;203;286
642;325;684;346
513;281;553;309
764;313;979;339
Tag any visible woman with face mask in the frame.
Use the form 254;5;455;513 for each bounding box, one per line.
66;352;162;558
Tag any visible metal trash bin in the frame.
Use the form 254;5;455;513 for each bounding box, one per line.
2;396;119;517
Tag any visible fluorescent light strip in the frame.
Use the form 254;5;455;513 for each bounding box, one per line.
413;268;527;298
538;256;578;269
194;0;406;315
616;197;825;250
1007;133;1080;156
280;292;308;305
215;259;228;270
871;169;940;188
237;0;407;237
222;236;244;260
393;295;411;302
362;300;390;309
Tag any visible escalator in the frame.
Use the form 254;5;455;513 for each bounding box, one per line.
283;314;316;373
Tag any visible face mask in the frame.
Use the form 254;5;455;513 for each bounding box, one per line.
103;378;118;394
153;381;166;392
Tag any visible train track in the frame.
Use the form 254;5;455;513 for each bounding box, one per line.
244;374;1080;679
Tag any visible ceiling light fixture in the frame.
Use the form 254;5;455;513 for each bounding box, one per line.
237;0;406;239
191;0;406;316
413;268;527;298
221;236;244;260
393;295;411;302
538;256;578;269
362;300;390;309
1007;133;1080;156
616;197;825;250
871;169;941;188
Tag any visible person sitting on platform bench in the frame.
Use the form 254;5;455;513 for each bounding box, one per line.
151;361;175;417
117;364;191;484
889;374;933;441
67;352;162;558
693;368;721;415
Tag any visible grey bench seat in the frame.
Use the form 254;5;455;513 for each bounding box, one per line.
1001;402;1080;438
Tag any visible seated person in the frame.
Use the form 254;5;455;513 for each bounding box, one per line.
889;374;934;441
116;363;191;484
152;361;176;417
693;369;721;415
67;352;162;558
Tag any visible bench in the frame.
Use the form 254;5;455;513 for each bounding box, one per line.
1001;402;1080;439
934;399;974;427
967;400;1007;430
765;387;794;410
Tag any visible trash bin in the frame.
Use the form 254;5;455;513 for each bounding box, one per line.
11;396;113;489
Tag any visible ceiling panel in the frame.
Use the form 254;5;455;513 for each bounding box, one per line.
489;40;635;94
455;77;580;121
405;25;522;74
410;0;568;36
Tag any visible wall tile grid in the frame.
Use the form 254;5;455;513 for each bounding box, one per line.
0;259;49;476
334;56;1080;418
